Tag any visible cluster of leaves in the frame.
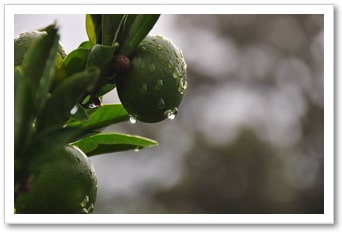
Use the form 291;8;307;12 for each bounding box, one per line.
15;15;160;192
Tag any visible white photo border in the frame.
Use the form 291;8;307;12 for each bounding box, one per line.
4;4;334;224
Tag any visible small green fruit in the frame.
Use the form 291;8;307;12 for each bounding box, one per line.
14;31;68;90
116;35;187;123
15;146;97;214
14;30;67;66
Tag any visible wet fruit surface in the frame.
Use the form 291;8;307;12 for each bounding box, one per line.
116;35;187;123
15;146;97;214
14;30;67;66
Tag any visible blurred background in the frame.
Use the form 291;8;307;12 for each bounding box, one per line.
15;14;324;214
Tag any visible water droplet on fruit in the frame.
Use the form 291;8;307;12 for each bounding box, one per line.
172;70;179;79
154;79;163;90
178;77;188;94
156;44;163;50
70;105;78;115
87;203;94;213
80;195;90;208
129;115;137;124
140;84;148;95
149;63;156;72
157;98;166;109
164;107;178;120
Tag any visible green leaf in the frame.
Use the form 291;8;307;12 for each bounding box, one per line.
64;47;90;75
96;83;116;97
86;44;119;94
66;104;129;131
21;24;60;109
88;14;102;44
86;43;118;69
78;40;93;49
32;127;92;149
117;14;160;56
14;77;35;157
69;104;89;121
85;14;97;45
36;67;100;132
72;132;158;156
101;14;124;46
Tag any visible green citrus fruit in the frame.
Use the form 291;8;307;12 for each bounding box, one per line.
116;35;187;123
14;31;68;90
14;30;67;66
15;145;97;214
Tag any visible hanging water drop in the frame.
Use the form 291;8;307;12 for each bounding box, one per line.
134;147;140;152
87;97;101;109
164;107;178;120
129;115;137;124
70;105;78;115
88;103;98;109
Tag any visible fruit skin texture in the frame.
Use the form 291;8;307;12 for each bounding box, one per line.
15;146;97;214
14;30;67;66
14;30;68;90
116;35;187;123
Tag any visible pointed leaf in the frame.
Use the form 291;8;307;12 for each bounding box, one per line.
89;14;102;44
36;67;100;132
21;24;60;109
72;132;158;156
64;47;90;75
66;104;129;131
101;14;124;46
85;14;97;45
14;77;35;157
117;14;160;56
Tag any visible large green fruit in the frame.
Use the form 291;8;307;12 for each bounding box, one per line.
116;35;187;123
15;146;97;214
